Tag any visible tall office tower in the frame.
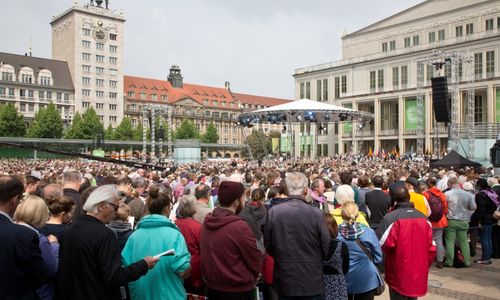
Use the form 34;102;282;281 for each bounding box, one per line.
51;0;125;127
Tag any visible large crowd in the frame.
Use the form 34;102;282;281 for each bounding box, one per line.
0;156;499;300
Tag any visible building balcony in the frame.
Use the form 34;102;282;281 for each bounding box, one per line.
379;129;399;136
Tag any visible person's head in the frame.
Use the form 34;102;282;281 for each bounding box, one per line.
476;178;489;191
405;177;419;192
447;176;459;188
462;182;474;192
25;174;41;195
390;185;410;204
194;184;211;201
46;195;75;224
0;175;25;217
177;195;197;218
371;175;384;188
340;201;359;225
132;177;149;194
218;181;245;214
339;171;352;185
251;188;265;203
267;186;279;199
285;172;308;196
82;185;120;224
62;170;82;190
278;178;289;197
116;175;133;195
113;203;131;222
41;183;63;201
427;177;438;188
14;195;49;227
323;213;339;238
147;184;172;215
335;184;355;205
487;177;499;188
311;178;325;195
357;176;370;189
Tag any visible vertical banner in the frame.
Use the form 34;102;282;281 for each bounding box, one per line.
271;138;279;153
343;103;352;134
496;90;500;122
405;98;424;130
280;135;291;152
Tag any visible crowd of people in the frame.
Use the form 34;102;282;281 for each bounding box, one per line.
0;155;499;300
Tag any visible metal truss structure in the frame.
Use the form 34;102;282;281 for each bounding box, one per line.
142;104;171;161
416;50;475;158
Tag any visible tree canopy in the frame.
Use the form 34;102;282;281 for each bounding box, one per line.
201;122;219;143
0;103;26;137
27;102;63;138
246;129;270;159
64;107;104;139
174;119;199;140
114;117;134;141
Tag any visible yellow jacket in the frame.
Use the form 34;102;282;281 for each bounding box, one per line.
409;191;430;217
331;207;369;226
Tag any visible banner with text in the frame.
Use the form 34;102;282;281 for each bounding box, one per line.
405;98;424;130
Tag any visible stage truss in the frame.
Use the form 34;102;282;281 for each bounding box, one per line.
142;104;172;161
416;50;475;158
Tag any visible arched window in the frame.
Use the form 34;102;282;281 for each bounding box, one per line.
38;69;53;86
19;67;34;84
0;64;15;81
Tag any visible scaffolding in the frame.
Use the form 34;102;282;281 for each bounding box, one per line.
415;50;474;158
142;104;171;161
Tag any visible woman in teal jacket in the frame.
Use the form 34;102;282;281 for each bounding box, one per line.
122;185;191;300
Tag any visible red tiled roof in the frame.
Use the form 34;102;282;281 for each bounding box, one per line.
233;92;291;107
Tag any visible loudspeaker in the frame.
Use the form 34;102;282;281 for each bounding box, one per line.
431;76;451;123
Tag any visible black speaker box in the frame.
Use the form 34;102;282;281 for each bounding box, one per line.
431;76;451;123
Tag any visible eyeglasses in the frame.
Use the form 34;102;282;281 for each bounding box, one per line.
106;202;119;211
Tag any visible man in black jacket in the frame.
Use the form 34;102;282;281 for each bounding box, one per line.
365;175;392;230
0;175;47;300
55;185;159;300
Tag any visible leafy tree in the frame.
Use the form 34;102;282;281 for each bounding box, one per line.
246;129;269;159
133;123;146;141
114;117;134;141
64;112;82;139
105;124;115;140
64;107;103;140
27;102;63;138
201;122;219;143
174;119;199;140
0;103;26;137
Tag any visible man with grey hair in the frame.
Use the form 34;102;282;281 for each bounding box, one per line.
264;172;330;299
62;170;82;220
55;185;159;300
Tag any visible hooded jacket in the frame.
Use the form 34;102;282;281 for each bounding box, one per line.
201;207;262;292
122;214;191;300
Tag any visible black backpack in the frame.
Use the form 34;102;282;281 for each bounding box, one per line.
427;191;443;222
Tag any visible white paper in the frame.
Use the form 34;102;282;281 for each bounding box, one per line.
153;249;176;259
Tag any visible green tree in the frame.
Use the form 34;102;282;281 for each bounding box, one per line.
0;103;26;137
80;107;104;139
174;119;199;140
64;112;82;139
114;117;134;141
105;124;115;140
133;123;145;141
246;129;269;159
201;122;219;143
27;102;63;138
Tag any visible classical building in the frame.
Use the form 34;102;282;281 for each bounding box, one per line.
124;65;289;157
0;52;75;125
294;0;500;157
51;1;125;127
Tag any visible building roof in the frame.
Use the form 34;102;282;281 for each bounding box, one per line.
0;52;74;91
233;92;292;107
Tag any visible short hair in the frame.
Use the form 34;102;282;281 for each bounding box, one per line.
336;185;355;205
62;170;82;185
42;184;63;201
14;195;49;227
251;188;265;202
390;185;410;204
487;177;498;187
357;176;370;188
340;202;359;224
323;212;338;237
113;203;131;222
0;175;24;204
267;186;279;199
311;178;324;190
477;178;489;190
25;175;40;186
46;195;75;215
132;177;149;189
339;172;353;185
177;195;197;218
194;184;211;200
447;176;458;188
285;172;308;195
116;175;132;186
147;184;172;215
371;175;384;188
427;177;438;187
83;185;120;213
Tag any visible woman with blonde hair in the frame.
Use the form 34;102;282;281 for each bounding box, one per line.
337;202;383;300
15;195;58;300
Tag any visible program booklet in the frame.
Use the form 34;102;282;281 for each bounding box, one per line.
153;249;176;259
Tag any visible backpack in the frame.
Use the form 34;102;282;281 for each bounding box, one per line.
453;243;466;268
427;191;443;222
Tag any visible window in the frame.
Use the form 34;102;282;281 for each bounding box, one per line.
110;33;117;40
444;64;451;78
0;87;5;96
82;52;91;60
205;111;211;117
316;80;322;101
486;18;494;31
151;93;157;100
428;31;436;43
486;50;495;78
96;79;104;86
109;45;117;53
82;65;91;73
466;23;474;35
341;75;347;94
28;104;34;112
109;104;117;110
389;40;396;51
8;88;14;97
109;116;117;122
140;92;146;99
40;76;51;85
109;80;117;88
109;68;118;76
82;40;91;48
382;42;388;52
392;67;399;89
82;77;91;84
96;43;104;50
474;95;485;122
82;28;91;36
305;82;311;98
459;62;463;79
498;17;500;30
96;90;105;97
82;89;91;96
96;67;104;74
98;115;104;122
377;70;384;90
82;102;90;108
46;91;52;100
28;90;34;98
474;53;483;79
38;91;45;99
404;37;411;48
161;95;167;101
335;77;340;98
300;82;305;98
20;103;26;111
213;112;220;118
426;65;432;82
96;55;105;62
109;57;117;64
323;79;328;101
370;71;376;91
221;101;226;107
401;65;408;86
96;103;104;109
455;26;463;37
1;71;14;81
64;93;69;101
412;35;419;46
438;29;445;41
127;91;135;98
57;92;62;100
21;74;33;83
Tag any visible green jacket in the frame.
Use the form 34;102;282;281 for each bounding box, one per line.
122;214;191;300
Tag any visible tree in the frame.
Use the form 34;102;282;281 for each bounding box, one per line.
64;112;82;139
80;107;104;139
0;103;26;137
133;123;145;141
246;129;269;159
105;124;115;140
201;122;219;143
27;102;63;138
174;119;199;140
114;117;134;141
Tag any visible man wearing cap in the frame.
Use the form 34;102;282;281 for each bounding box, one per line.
55;185;159;300
264;172;330;299
201;181;263;300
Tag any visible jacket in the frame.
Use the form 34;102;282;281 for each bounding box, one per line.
332;207;368;226
364;189;391;228
264;196;330;297
337;223;383;294
55;215;148;300
423;187;449;228
471;189;498;226
444;187;476;221
409;191;430;217
122;214;191;300
378;202;436;298
107;220;134;251
175;217;203;289
0;213;47;300
63;188;82;220
201;207;262;292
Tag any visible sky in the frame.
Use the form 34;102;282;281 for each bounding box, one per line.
1;0;424;99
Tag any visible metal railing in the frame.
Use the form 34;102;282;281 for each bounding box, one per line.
456;123;500;139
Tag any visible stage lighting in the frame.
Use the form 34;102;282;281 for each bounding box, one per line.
339;113;348;121
304;111;315;122
282;125;287;133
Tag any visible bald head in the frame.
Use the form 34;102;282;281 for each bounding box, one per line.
391;185;410;204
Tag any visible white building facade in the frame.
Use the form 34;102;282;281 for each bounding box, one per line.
294;0;500;157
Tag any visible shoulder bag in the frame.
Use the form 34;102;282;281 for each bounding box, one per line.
355;239;385;296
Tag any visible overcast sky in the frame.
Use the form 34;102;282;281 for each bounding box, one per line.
2;0;423;99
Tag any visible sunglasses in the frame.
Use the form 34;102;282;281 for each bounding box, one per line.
106;202;119;211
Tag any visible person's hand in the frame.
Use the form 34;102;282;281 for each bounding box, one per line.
177;267;191;279
143;256;160;269
48;235;58;244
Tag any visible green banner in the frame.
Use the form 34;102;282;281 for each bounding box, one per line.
496;90;500;122
280;135;291;152
343;103;352;134
405;98;424;130
92;149;105;157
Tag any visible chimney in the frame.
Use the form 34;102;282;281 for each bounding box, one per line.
167;65;183;88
